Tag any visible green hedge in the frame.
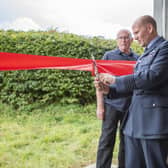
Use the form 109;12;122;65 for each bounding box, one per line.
0;30;143;111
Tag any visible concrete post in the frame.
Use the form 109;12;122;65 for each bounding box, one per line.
153;0;168;39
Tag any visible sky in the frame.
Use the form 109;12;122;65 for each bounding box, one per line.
0;0;153;39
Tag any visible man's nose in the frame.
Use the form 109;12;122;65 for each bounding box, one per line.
133;37;138;40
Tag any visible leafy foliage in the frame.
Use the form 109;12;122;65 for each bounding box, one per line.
0;30;143;110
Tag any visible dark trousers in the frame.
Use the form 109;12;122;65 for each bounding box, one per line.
125;135;168;168
96;103;125;168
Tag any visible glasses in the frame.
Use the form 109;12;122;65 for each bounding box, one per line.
117;36;130;40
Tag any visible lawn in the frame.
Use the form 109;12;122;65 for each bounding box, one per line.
0;103;119;168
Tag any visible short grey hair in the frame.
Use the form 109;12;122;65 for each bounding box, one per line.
136;15;157;31
116;29;132;39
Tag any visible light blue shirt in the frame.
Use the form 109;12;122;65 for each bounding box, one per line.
147;36;160;49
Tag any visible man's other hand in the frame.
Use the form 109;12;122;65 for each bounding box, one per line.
99;73;116;85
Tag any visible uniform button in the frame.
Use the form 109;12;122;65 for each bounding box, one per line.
153;103;156;107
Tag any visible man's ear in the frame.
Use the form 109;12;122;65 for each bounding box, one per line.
147;23;153;34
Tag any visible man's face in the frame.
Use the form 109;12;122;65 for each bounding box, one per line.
116;31;132;53
132;23;150;47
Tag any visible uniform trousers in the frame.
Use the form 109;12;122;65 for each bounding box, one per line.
124;135;168;168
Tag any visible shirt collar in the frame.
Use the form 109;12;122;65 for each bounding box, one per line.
116;48;133;56
146;36;160;49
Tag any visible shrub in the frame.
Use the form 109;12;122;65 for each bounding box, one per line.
0;30;143;110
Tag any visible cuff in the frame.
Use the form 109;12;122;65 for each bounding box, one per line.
116;74;135;93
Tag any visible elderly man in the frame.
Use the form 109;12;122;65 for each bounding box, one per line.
95;15;168;168
96;29;138;168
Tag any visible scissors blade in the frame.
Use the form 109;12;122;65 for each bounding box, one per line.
91;54;99;79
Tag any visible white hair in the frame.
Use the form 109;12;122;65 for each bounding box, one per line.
116;29;132;39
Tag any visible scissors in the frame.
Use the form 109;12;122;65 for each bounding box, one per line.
91;54;99;79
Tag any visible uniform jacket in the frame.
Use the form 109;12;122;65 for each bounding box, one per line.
108;36;168;139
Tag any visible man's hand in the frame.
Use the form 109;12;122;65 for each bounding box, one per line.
94;78;110;95
99;73;116;85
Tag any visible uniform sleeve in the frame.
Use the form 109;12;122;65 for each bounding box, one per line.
113;41;168;94
108;82;133;98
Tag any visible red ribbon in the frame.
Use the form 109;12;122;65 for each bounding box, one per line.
0;52;136;76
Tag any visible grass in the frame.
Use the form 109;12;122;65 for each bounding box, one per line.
0;103;119;168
